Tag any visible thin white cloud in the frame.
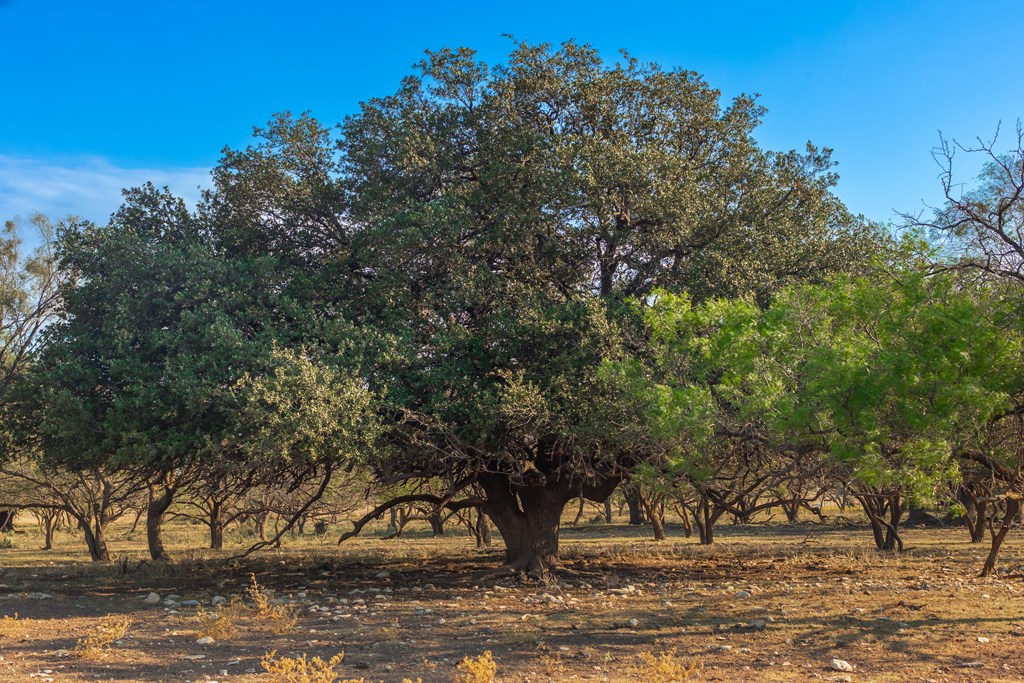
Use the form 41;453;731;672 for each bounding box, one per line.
0;155;211;224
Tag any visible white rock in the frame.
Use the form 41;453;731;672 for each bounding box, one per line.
978;636;990;643
196;636;215;645
830;659;854;672
627;618;639;628
144;592;161;604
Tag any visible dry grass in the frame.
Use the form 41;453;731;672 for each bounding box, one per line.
451;651;497;683
0;612;32;639
72;614;132;660
631;650;702;682
261;650;349;683
193;602;243;640
245;573;298;634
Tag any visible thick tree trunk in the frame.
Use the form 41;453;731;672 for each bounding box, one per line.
604;499;613;523
781;499;800;523
856;491;904;551
694;493;717;545
969;500;988;542
626;488;647;525
480;473;571;578
78;517;110;562
959;486;988;543
209;499;225;550
642;497;666;541
427;511;446;537
0;509;14;532
146;484;173;562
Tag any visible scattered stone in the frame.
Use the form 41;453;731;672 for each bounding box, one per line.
830;659;854;672
375;571;391;579
196;636;215;645
828;676;853;683
958;661;984;668
747;619;767;631
978;636;991;643
144;592;161;604
627;618;639;628
27;593;52;600
735;590;752;599
179;599;200;608
211;596;227;607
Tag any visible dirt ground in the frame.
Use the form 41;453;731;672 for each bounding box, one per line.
2;517;1024;683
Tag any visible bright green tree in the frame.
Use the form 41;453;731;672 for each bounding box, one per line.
642;271;1024;550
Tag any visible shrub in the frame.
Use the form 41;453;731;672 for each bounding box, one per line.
193;603;243;641
246;574;297;634
451;650;497;683
73;614;132;659
261;651;356;683
631;650;702;682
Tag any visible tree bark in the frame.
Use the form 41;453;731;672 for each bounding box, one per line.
959;485;988;543
256;511;268;541
856;491;904;551
146;484;174;562
694;492;718;545
781;499;800;523
208;498;225;550
981;496;1021;576
78;516;110;562
642;496;666;541
474;508;492;549
427;510;446;537
43;515;55;550
479;473;571;578
625;487;647;525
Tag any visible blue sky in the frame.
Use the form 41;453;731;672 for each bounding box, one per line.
1;0;1021;226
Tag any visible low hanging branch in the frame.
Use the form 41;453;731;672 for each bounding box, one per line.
338;482;483;544
227;465;335;561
